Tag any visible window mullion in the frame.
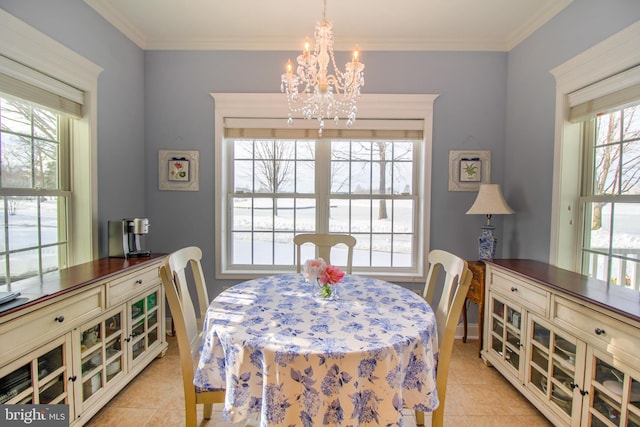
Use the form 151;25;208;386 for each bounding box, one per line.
316;139;330;234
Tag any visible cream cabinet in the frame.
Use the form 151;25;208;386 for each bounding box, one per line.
0;256;167;426
482;260;640;427
486;291;525;380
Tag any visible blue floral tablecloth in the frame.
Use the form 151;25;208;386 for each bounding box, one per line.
194;274;439;426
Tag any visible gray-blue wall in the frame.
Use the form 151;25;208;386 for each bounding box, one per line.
2;1;640;303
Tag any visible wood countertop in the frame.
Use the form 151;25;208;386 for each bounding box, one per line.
485;259;640;323
0;254;166;318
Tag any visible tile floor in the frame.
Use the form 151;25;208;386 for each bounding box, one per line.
86;336;552;427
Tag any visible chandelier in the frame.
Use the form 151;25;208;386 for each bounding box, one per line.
280;0;365;136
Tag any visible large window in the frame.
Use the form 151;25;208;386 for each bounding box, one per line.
0;96;70;284
580;103;640;289
0;9;102;288
213;93;437;280
550;23;640;291
228;137;418;271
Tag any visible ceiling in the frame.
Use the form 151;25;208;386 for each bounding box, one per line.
85;0;573;52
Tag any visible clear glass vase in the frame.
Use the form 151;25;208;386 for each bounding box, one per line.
316;281;338;300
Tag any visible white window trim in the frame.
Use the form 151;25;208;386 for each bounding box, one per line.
549;20;640;270
0;9;103;265
212;93;438;282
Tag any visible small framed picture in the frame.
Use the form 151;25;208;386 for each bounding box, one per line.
448;150;491;191
459;158;482;182
159;149;199;191
168;158;190;182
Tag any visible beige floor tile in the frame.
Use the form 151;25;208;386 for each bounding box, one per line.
144;408;186;427
87;407;156;426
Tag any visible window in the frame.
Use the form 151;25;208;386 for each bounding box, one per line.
0;96;70;284
213;93;437;280
579;103;640;289
0;10;102;288
228;137;418;271
550;22;640;291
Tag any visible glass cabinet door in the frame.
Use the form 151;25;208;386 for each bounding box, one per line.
526;314;582;423
128;288;161;366
0;334;71;408
585;349;640;427
79;309;124;403
488;293;524;378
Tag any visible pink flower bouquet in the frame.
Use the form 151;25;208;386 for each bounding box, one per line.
303;258;345;299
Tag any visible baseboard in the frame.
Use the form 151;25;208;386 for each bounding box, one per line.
166;317;174;336
455;323;480;340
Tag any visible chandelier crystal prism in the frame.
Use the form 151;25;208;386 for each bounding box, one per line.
280;0;365;136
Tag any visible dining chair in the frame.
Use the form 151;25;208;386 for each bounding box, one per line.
293;233;357;274
159;246;225;427
415;249;473;427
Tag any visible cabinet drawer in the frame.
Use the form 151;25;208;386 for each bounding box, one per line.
107;265;160;307
0;287;103;363
490;270;549;316
553;296;640;363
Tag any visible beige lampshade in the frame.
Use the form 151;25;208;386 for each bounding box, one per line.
466;184;514;216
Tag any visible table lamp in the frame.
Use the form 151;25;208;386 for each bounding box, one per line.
466;184;513;260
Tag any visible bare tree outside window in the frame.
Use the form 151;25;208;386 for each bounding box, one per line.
0;100;59;190
591;105;640;229
335;141;413;219
254;140;294;192
0;96;68;285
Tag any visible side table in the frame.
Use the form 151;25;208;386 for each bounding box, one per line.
463;260;485;356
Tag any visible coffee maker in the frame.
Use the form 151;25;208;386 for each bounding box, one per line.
108;218;151;258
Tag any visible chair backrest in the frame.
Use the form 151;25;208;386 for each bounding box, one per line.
159;246;210;383
423;249;471;343
293;233;357;274
421;249;472;426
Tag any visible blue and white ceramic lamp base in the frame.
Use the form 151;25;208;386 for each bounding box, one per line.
478;225;497;260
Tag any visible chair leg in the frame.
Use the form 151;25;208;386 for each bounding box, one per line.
185;405;197;427
415;410;425;426
431;406;444;427
203;403;213;419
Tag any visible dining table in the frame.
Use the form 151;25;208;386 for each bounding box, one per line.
194;273;440;426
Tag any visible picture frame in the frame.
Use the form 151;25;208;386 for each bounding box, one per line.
448;150;491;191
159;149;199;191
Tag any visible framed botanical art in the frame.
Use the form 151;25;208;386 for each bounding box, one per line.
159;149;199;191
448;150;491;191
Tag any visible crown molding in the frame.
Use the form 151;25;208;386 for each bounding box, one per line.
84;0;572;52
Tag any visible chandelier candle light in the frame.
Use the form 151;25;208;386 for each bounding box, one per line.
280;0;365;136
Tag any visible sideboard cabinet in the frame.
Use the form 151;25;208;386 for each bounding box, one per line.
0;255;167;426
482;259;640;427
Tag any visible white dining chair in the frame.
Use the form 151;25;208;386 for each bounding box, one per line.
293;233;357;274
415;249;473;427
159;246;224;427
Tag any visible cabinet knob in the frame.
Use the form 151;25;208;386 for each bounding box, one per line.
510;287;518;292
69;375;77;382
580;389;589;396
569;382;578;389
594;327;606;335
135;279;143;285
124;336;131;342
54;315;65;323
